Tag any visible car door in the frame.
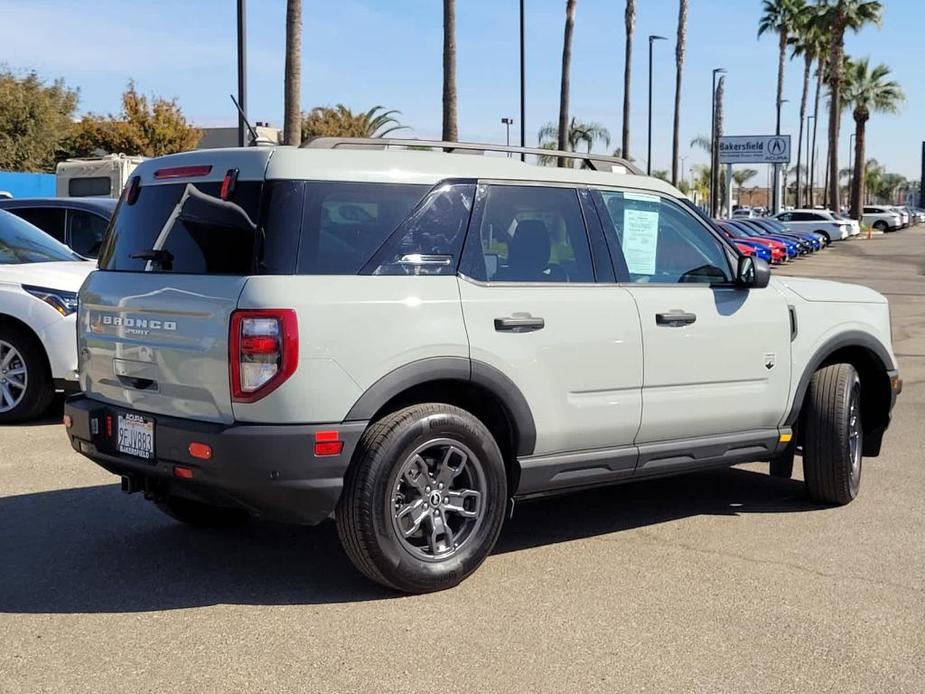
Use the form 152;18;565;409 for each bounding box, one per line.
457;183;643;483
592;189;792;463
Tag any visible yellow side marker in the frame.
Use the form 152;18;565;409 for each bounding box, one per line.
779;433;793;443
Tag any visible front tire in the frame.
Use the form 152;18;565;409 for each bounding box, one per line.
873;220;887;231
337;404;507;593
0;326;53;424
802;364;862;505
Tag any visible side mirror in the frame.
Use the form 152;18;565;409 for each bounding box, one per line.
736;255;770;289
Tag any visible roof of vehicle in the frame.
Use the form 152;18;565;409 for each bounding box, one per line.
129;145;687;199
0;197;117;214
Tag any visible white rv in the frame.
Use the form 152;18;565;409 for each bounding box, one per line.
55;154;145;198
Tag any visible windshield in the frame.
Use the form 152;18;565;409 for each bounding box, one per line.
0;210;79;264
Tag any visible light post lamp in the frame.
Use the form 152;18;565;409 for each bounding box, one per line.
519;0;526;161
647;35;667;175
710;68;726;213
501;117;514;155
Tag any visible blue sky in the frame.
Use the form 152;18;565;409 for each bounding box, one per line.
1;0;921;180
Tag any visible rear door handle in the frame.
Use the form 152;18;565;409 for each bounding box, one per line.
655;310;697;326
494;315;545;333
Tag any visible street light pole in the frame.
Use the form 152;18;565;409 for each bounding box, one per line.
236;0;247;147
805;114;814;207
680;155;688;186
710;68;726;214
501;117;514;156
647;35;667;176
519;0;526;161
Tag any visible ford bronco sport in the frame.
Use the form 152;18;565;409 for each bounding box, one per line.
65;138;901;593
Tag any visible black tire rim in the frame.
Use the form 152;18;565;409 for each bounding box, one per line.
0;339;28;413
389;438;487;562
848;382;862;492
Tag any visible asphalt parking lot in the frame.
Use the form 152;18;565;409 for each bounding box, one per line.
2;229;923;694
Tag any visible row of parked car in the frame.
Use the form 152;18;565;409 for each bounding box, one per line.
717;215;842;265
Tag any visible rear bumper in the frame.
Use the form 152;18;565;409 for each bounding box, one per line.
64;394;367;525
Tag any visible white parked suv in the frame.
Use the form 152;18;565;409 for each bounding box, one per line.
0;210;94;422
64;139;901;592
862;206;902;231
773;209;858;242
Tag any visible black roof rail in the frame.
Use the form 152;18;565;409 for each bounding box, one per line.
299;137;643;175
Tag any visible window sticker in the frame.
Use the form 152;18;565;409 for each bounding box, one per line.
622;204;660;275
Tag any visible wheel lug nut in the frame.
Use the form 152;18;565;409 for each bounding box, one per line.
425;486;431;492
423;504;429;510
438;483;444;489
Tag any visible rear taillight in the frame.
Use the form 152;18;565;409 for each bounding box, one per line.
229;309;298;403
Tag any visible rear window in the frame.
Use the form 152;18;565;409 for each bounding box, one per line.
98;181;265;274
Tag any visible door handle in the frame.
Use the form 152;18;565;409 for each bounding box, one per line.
655;310;697;326
494;315;545;333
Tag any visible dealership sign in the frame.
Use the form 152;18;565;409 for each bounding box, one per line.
718;135;791;164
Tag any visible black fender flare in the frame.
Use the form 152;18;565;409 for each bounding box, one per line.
344;356;537;456
784;330;895;427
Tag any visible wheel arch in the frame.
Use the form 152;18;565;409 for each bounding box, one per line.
0;313;52;375
786;331;895;456
344;357;537;490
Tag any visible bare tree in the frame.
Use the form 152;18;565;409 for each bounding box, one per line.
671;0;688;186
557;0;578;167
621;0;636;160
442;0;458;142
283;0;302;145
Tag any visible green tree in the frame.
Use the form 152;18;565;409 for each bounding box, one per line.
733;168;759;188
758;0;805;211
537;118;610;166
0;69;79;172
671;0;688;186
789;2;826;207
556;0;578;167
843;58;903;217
301;105;408;140
819;0;882;212
66;81;200;158
621;0;636;160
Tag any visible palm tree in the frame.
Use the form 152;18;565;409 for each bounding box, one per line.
283;0;302;145
863;158;884;203
556;0;578;167
733;168;759;188
789;3;824;209
843;58;903;218
671;0;688;186
622;0;636;160
758;0;804;211
442;0;458;142
690;134;711;154
301;105;409;140
819;0;882;212
712;75;726;217
538;118;610;165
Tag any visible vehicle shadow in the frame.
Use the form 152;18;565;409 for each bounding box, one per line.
0;466;822;613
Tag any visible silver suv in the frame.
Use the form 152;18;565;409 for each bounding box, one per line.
65;139;901;593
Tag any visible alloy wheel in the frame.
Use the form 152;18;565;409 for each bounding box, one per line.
0;340;28;413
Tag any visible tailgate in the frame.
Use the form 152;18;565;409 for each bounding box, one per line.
79;272;247;423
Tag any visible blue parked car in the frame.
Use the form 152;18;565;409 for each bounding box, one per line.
727;220;800;258
745;219;824;252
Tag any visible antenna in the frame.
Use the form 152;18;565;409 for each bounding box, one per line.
229;94;259;146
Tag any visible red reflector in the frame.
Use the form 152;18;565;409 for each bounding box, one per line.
314;431;343;456
314;441;344;457
188;442;213;460
154;165;212;179
220;168;238;200
173;466;194;480
63;414;73;428
241;335;279;354
106;416;113;438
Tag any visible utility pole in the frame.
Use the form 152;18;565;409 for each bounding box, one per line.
647;35;667;175
519;0;526;161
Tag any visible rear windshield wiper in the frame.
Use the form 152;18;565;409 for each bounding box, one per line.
130;248;174;270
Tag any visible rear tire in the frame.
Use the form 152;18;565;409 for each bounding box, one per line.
802;364;862;505
873;221;887;231
337;404;507;593
155;496;250;527
0;326;53;424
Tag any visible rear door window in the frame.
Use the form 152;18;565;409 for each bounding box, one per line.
296;182;427;274
66;209;109;258
11;208;66;241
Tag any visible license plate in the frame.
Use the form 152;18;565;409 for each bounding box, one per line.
116;413;155;460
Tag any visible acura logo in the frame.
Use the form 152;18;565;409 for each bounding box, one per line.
768;137;786;155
